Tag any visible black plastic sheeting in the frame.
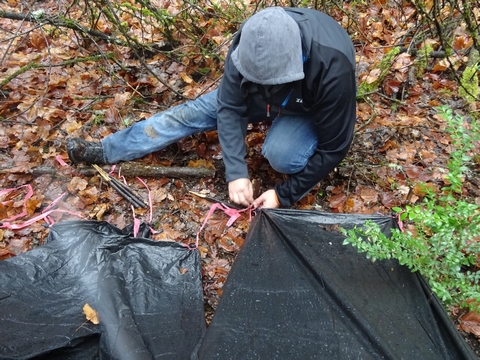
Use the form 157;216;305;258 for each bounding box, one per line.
195;209;477;360
0;220;205;359
0;211;476;359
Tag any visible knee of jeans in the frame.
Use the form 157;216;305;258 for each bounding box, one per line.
262;143;307;174
172;99;217;128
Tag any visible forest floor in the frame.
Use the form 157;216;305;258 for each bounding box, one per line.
1;0;480;356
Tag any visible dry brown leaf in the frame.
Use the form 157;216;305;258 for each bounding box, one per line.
8;238;30;255
90;203;108;220
432;60;448;73
381;192;401;208
180;72;194;84
219;236;236;252
67;177;88;193
211;36;226;45
0;203;7;219
151;188;174;203
183;86;202;98
365;68;381;84
188;159;215;170
155;223;184;241
114;92;131;107
297;193;316;208
225;227;244;249
25;196;43;215
344;196;364;213
0;248;14;260
197;245;209;258
104;107;120;124
64;120;83;134
79;186;98;206
83;304;100;325
357;186;378;205
460;311;480;336
328;193;347;210
205;219;227;245
452;35;473;51
30;31;48;51
392;53;413;71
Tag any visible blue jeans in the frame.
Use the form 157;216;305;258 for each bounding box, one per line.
102;89;318;174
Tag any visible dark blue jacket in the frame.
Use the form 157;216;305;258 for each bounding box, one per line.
217;8;356;206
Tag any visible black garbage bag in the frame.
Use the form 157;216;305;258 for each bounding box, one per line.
0;220;205;360
195;209;476;360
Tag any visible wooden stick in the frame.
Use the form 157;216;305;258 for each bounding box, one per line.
92;165;147;208
108;180;146;208
0;163;216;178
100;169;147;206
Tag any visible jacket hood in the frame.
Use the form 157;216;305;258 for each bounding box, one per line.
231;7;304;85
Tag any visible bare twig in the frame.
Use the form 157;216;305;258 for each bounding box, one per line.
354;96;378;134
92;0;187;99
0;10;124;45
0;53;115;89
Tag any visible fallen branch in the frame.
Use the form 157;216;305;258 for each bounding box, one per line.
89;163;216;178
0;10;122;45
0;163;216;178
0;53;115;89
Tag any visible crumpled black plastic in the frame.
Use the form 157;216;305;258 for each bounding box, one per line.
0;220;205;360
195;209;476;360
1;210;476;360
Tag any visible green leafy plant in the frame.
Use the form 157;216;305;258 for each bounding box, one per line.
343;106;480;311
91;111;105;125
122;117;132;127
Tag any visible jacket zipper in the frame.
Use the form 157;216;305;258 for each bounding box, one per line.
278;89;293;117
266;89;293;118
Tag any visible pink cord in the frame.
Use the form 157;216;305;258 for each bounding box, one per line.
1;186;84;230
190;203;256;250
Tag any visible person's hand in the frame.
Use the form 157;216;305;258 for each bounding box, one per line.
228;178;254;206
253;189;280;209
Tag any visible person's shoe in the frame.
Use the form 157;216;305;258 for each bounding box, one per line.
66;138;105;164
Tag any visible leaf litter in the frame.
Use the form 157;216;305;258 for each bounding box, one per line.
0;0;479;354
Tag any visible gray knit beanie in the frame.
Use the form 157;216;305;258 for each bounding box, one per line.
231;7;304;85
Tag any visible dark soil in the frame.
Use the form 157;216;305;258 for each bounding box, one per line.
462;332;480;357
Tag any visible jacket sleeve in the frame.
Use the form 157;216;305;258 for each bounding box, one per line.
217;51;250;183
274;64;356;206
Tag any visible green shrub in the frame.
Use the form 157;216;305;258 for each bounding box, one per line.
342;106;480;311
